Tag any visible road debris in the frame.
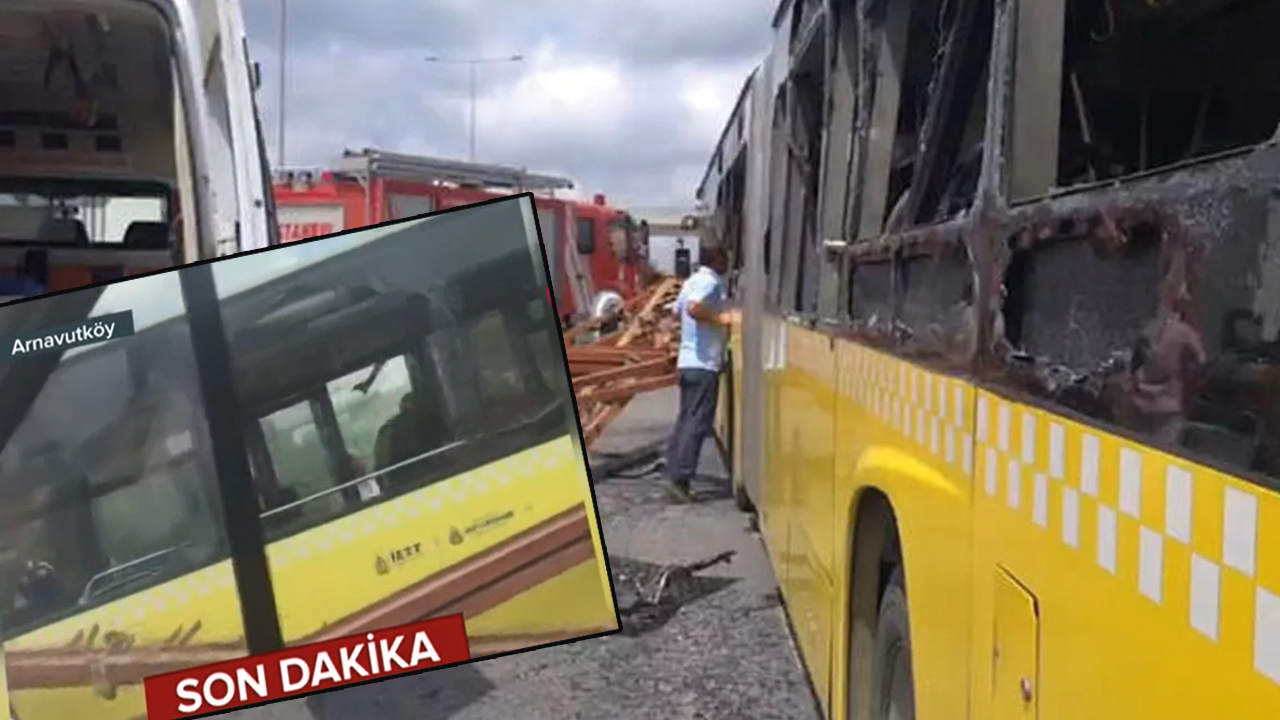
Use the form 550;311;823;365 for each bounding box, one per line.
613;551;737;637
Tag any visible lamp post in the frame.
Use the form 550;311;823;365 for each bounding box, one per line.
424;54;525;161
277;0;288;166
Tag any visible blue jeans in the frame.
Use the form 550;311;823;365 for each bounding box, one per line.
666;368;720;485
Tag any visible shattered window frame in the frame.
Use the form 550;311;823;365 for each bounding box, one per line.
976;0;1280;491
837;0;993;362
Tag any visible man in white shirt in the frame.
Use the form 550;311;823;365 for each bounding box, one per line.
664;246;734;502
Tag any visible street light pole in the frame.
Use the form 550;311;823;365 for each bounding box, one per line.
468;61;478;162
425;54;524;162
277;0;288;166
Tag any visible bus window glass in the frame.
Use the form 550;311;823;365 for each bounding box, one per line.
327;356;416;477
848;259;895;337
526;298;562;391
260;400;344;525
206;197;584;644
470;309;521;405
209;201;568;541
253;351;453;541
897;241;977;365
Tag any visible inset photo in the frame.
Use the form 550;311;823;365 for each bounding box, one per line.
0;195;618;720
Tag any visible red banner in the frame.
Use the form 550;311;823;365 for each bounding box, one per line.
143;615;470;719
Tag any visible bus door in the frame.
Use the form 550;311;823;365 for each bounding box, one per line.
773;65;842;711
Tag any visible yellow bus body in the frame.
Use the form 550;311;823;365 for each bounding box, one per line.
7;436;613;720
731;319;1280;719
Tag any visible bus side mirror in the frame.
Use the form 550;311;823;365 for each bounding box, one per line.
251;62;263;91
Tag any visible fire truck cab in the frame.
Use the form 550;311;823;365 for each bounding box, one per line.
272;148;641;326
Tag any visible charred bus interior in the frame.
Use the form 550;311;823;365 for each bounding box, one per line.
227;226;566;544
875;0;991;233
993;0;1280;484
826;0;992;363
1006;0;1280;199
764;0;831;319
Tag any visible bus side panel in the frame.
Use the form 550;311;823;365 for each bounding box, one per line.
969;390;1280;720
263;435;613;644
778;323;839;713
829;341;976;720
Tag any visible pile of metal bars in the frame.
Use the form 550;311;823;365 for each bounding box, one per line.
566;277;682;448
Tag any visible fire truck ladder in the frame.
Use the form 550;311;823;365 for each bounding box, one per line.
331;148;575;193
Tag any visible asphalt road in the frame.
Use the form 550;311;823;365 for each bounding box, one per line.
227;388;820;720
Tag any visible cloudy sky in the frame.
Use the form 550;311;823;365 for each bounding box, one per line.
241;0;777;214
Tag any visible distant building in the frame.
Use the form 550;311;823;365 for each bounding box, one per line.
647;234;700;277
630;207;701;277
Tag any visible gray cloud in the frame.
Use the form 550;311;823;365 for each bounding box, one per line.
244;0;776;209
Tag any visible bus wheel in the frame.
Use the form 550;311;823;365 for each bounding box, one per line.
872;566;915;720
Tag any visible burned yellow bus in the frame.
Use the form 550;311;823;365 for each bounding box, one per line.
703;0;1280;718
0;196;616;720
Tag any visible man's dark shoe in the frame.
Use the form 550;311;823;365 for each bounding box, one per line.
666;480;696;504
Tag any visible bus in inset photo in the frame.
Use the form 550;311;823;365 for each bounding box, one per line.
0;0;277;305
0;194;617;720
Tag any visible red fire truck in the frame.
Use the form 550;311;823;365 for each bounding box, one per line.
271;148;640;324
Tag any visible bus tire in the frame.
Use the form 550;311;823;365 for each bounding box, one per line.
872;566;915;720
